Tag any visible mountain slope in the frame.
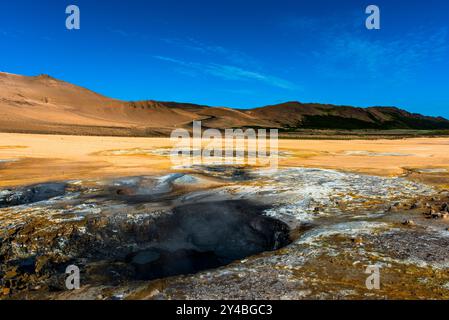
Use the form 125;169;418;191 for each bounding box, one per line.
1;72;448;136
246;102;449;130
0;72;271;136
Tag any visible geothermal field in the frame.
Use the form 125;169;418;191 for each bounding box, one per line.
1;134;448;299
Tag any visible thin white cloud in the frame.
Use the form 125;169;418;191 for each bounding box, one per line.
161;37;259;68
205;64;298;90
153;55;299;90
153;56;186;65
313;27;449;81
0;30;18;38
110;29;129;37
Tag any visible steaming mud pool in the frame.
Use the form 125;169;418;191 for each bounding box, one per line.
0;166;448;299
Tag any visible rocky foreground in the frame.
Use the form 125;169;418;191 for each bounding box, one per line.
0;166;448;300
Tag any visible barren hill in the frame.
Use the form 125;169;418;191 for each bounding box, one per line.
1;72;448;136
247;102;449;130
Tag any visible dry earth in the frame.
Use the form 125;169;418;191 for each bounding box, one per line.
1;134;449;187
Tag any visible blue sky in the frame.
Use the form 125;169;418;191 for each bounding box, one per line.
1;0;448;117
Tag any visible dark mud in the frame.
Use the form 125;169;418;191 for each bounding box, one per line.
191;165;254;181
124;201;290;280
81;200;291;283
0;193;292;292
0;183;67;208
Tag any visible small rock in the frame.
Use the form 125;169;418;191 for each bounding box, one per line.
351;237;363;245
425;210;449;219
4;269;17;279
34;256;50;273
402;220;415;226
425;209;443;219
439;192;449;199
431;212;442;219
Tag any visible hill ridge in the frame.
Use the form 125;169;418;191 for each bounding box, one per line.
1;72;448;136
